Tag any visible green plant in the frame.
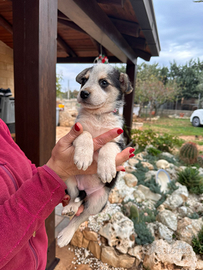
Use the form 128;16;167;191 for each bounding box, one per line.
192;226;203;254
129;205;140;221
133;222;154;245
197;155;203;168
177;167;203;195
188;212;200;219
179;142;199;165
147;147;162;156
131;129;183;153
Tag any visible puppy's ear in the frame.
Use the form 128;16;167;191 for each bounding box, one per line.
119;73;133;94
76;67;92;84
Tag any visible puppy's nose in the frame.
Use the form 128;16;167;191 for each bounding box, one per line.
80;90;90;99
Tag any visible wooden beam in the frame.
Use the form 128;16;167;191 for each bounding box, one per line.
123;61;137;145
57;56;121;63
12;0;59;269
58;18;86;33
123;35;146;50
110;17;140;38
96;0;126;6
57;34;77;57
0;15;13;34
134;49;151;61
58;0;137;64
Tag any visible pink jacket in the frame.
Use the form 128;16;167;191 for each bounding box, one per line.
0;119;67;269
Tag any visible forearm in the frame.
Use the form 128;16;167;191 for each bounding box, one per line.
0;166;66;267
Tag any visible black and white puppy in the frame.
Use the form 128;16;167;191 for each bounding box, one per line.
57;64;132;247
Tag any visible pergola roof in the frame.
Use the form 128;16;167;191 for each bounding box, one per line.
0;0;160;64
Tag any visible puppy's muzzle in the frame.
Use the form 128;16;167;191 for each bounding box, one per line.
80;90;90;99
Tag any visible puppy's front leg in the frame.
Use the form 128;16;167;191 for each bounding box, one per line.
97;142;121;183
73;131;93;170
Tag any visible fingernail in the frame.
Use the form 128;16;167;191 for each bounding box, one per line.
129;148;135;154
129;154;135;158
117;129;123;135
75;123;80;131
121;169;125;172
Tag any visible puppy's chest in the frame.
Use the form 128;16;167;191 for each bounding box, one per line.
77;113;122;138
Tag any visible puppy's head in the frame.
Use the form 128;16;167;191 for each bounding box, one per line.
76;64;133;113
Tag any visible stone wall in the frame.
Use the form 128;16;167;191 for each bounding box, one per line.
0;41;14;96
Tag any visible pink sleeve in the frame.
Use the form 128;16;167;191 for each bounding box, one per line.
0;165;67;267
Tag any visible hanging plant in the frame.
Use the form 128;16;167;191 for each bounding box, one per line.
94;54;109;64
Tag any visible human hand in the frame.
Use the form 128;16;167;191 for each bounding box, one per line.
46;122;135;181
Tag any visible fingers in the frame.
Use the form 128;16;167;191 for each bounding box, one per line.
93;128;123;151
62;195;70;207
60;123;83;146
116;147;135;167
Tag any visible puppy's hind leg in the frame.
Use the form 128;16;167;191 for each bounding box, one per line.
57;188;109;247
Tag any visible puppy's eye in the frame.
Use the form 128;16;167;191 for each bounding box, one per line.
81;77;88;86
99;79;109;89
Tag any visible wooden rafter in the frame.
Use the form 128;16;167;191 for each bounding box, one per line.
0;15;12;34
57;34;77;57
58;18;86;34
57;56;121;63
123;35;146;50
58;0;138;64
96;0;126;6
110;17;140;38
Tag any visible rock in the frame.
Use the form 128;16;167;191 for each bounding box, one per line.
128;158;139;167
161;152;176;159
108;187;123;204
99;212;136;254
196;258;203;270
156;159;170;169
157;222;174;243
143;239;197;270
101;246;135;268
178;206;188;217
137;185;162;202
82;237;89;249
177;217;203;244
145;170;157;181
125;165;136;173
163;193;184;210
128;245;143;261
83;229;98;241
88;241;101;260
141;161;154;170
173;182;189;201
124;173;138;187
70;229;83;248
156;210;178;231
133;189;145;202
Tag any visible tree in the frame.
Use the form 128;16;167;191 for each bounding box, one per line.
56;73;63;98
169;59;203;99
135;71;179;116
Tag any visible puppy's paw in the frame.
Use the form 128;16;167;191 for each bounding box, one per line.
61;201;81;217
97;159;117;183
57;226;75;248
73;131;94;170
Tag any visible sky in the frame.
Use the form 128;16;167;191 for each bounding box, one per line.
56;0;203;92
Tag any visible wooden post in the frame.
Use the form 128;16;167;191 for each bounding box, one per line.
123;60;137;145
12;0;59;269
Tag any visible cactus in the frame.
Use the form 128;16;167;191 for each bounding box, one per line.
197;155;203;168
179;142;199;165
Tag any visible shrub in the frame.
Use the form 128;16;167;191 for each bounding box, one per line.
192;226;203;254
177;167;203;195
133;222;154;246
197;155;203;168
131;129;183;152
179;142;199;165
147;147;162;156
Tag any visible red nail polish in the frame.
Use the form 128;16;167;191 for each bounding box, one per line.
129;154;135;158
129;148;135;154
117;129;123;135
121;169;125;172
75;123;80;131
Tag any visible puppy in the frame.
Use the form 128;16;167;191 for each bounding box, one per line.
57;64;132;247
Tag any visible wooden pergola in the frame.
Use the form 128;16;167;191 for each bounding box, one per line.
0;0;160;269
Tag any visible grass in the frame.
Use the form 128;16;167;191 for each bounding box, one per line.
142;118;203;138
